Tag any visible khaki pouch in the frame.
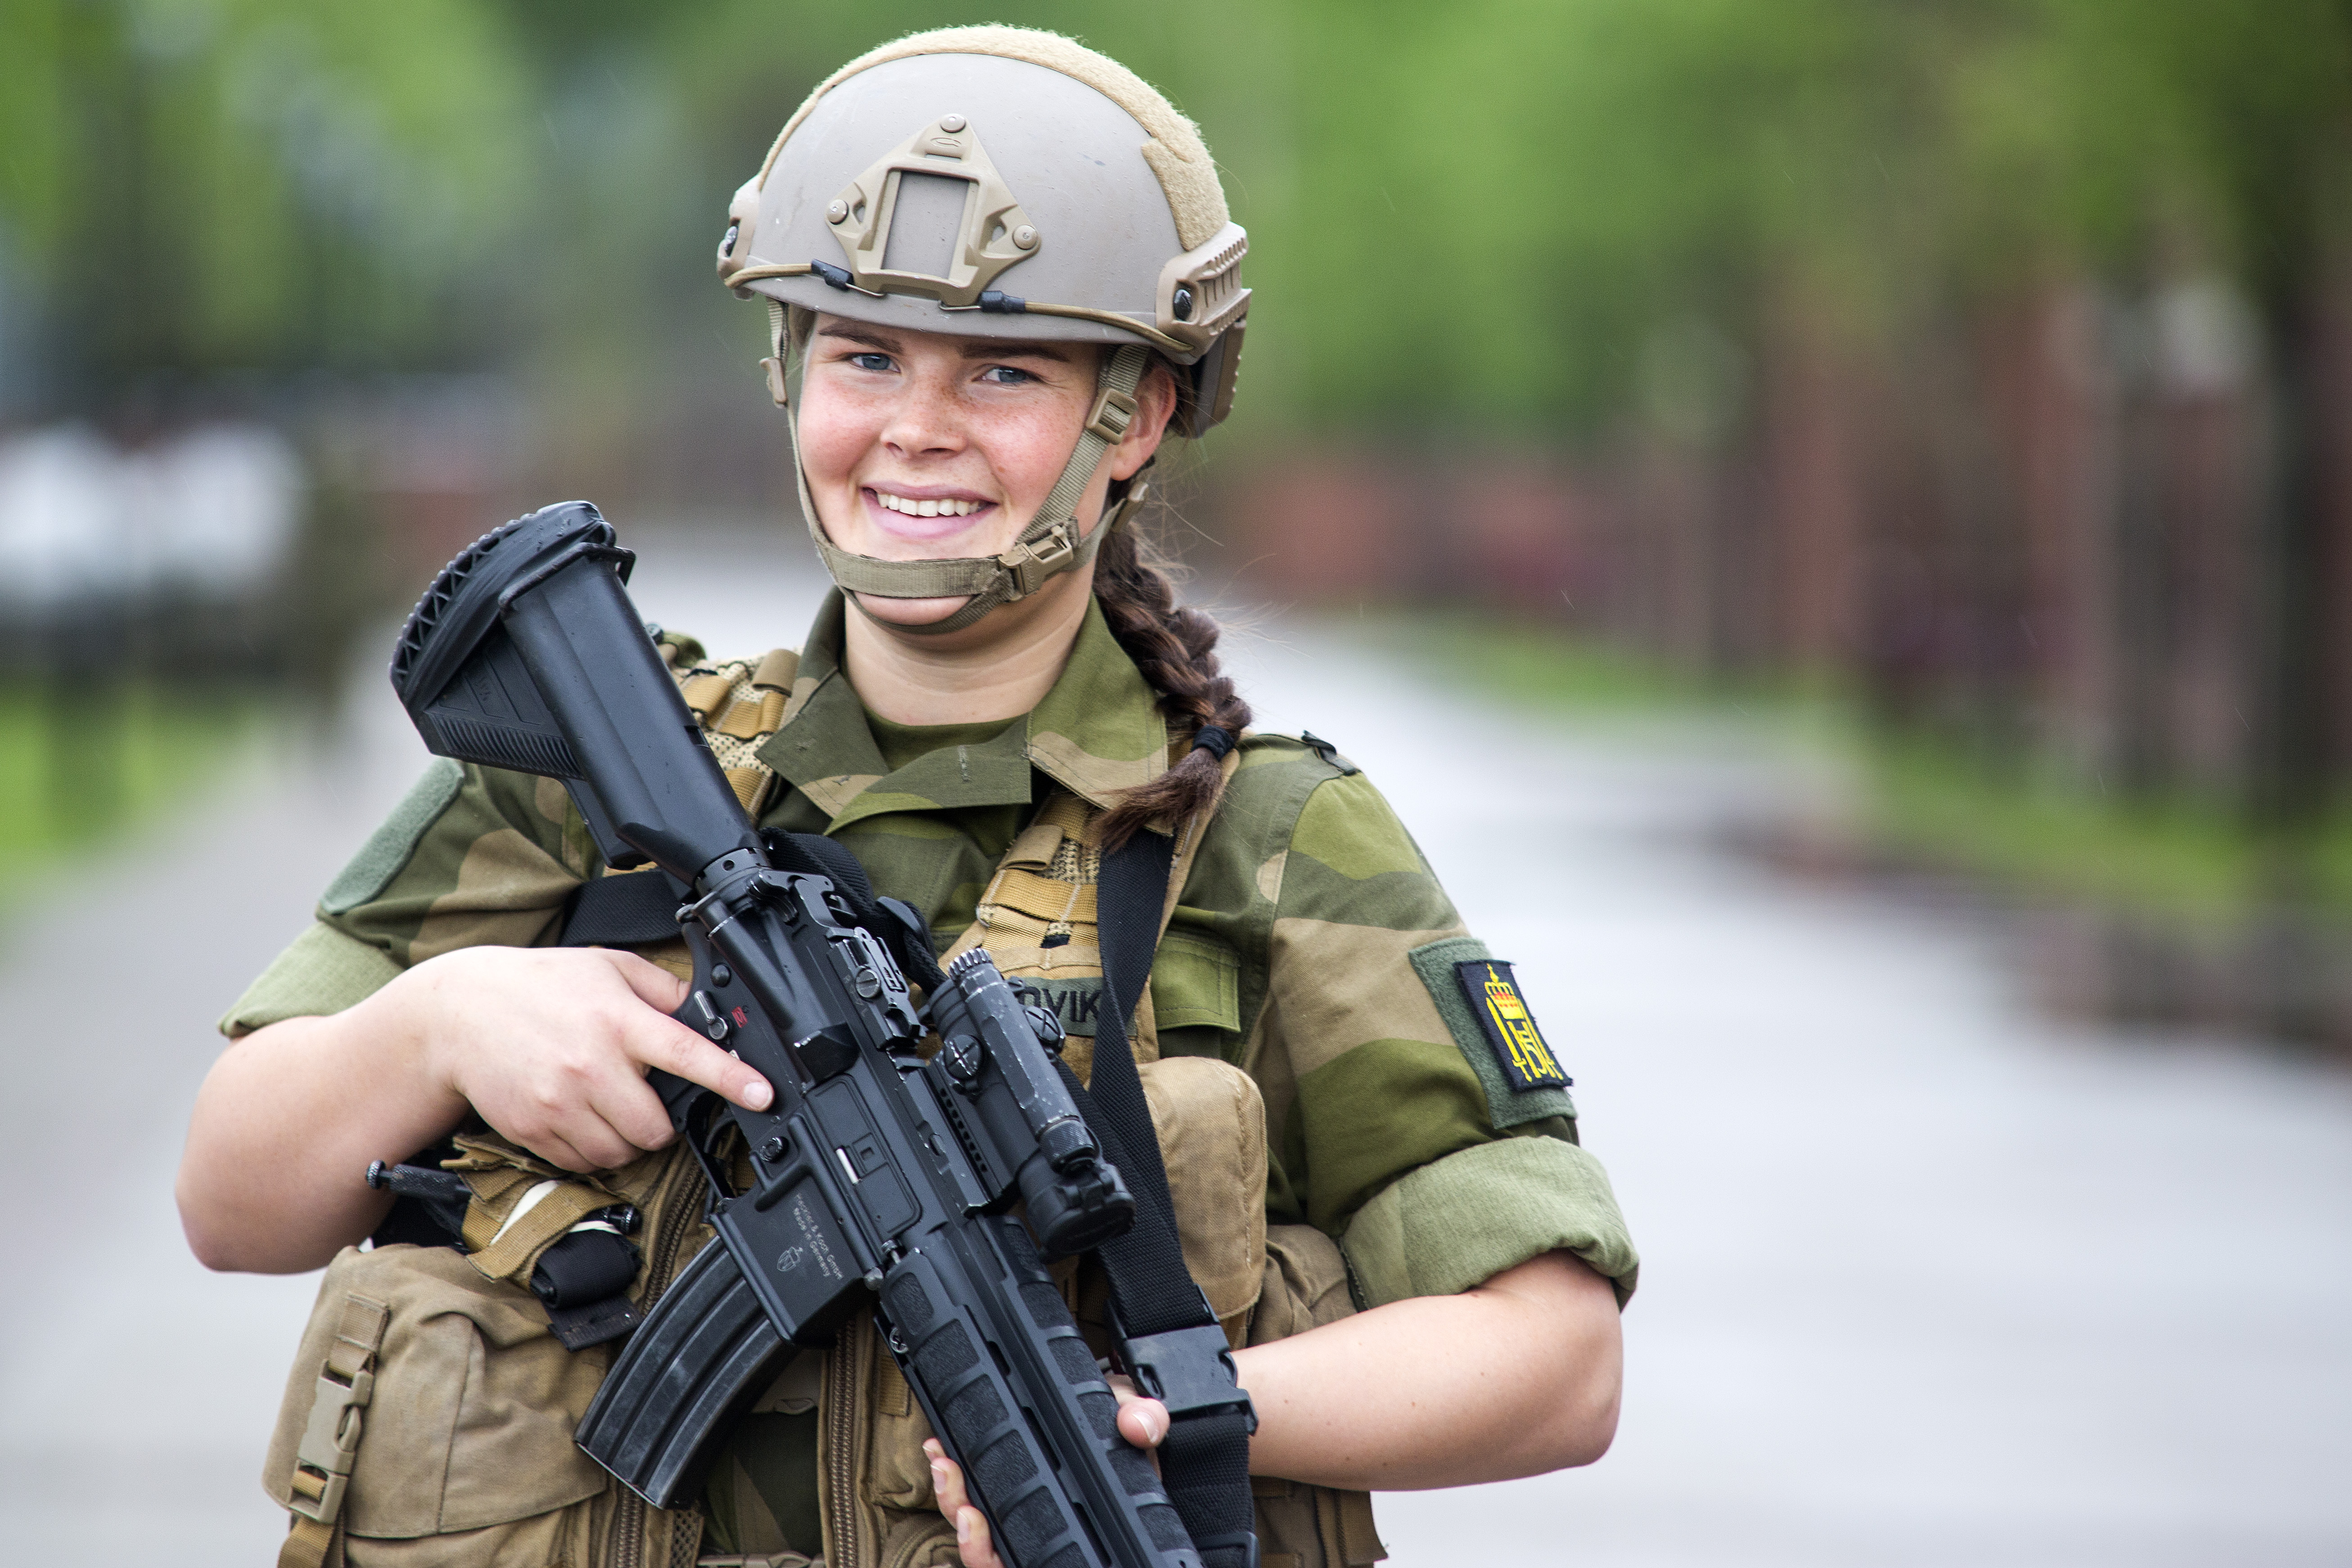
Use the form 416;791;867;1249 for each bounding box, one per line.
1145;1055;1269;1337
264;1132;715;1568
264;1243;612;1567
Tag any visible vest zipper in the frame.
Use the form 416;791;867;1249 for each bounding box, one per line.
611;1152;711;1568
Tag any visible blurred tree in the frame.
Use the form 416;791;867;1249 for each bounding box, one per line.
6;0;2347;823
0;0;533;414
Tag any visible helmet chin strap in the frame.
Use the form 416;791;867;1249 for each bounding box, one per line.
774;302;1153;638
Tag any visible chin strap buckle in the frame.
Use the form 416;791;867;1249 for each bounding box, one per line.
1001;521;1080;598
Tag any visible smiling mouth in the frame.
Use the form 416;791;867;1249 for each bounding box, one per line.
869;488;991;518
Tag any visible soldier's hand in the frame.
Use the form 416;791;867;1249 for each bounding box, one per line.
394;945;772;1171
924;1378;1169;1568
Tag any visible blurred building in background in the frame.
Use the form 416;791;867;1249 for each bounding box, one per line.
0;419;299;678
1200;3;2352;828
3;0;2350;1034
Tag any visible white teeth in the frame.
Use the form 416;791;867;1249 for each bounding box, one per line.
876;491;982;517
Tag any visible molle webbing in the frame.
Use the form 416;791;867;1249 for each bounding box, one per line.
675;651;797;813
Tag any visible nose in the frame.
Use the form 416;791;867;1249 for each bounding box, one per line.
878;362;969;461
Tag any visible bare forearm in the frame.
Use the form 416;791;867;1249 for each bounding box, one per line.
176;1003;464;1274
179;946;765;1276
1234;1250;1621;1490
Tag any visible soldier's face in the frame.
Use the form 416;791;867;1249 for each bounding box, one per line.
797;313;1171;628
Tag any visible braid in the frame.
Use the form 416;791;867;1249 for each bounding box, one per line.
1092;511;1252;849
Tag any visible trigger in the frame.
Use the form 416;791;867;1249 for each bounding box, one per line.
646;1066;705;1122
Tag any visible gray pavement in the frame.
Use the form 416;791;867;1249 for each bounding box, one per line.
3;527;2345;1564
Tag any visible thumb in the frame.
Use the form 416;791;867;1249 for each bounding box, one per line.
1116;1397;1170;1449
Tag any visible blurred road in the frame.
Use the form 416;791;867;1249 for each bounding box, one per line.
4;524;2346;1564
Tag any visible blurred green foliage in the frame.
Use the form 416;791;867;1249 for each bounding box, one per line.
0;685;258;900
1256;0;2352;430
5;0;2342;432
0;0;532;395
4;0;2347;953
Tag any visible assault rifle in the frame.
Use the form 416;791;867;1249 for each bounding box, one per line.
387;503;1255;1568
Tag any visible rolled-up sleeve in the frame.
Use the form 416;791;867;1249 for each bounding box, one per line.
1255;771;1639;1305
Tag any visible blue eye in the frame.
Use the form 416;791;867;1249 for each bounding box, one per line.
849;352;894;373
979;365;1037;385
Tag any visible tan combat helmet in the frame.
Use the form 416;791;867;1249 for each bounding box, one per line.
717;26;1248;634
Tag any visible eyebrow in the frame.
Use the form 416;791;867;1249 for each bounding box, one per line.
957;338;1074;364
815;323;903;353
815;322;1074;365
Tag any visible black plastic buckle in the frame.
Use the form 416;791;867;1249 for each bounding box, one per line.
1121;1323;1258;1435
1298;731;1359;776
1190;1530;1261;1568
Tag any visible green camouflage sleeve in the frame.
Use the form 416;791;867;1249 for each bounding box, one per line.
1226;751;1639;1308
217;756;597;1035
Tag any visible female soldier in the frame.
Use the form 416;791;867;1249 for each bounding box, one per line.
180;27;1638;1568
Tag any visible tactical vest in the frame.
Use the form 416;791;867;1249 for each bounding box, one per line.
264;647;1383;1568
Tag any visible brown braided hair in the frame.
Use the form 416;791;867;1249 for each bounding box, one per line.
1091;480;1252;850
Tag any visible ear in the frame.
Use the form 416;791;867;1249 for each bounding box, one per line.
1106;361;1180;483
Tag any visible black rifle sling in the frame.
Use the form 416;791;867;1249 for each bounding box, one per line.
560;867;685;947
559;834;945;995
1082;828;1257;1568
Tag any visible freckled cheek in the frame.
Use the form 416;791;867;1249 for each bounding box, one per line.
975;404;1085;513
795;399;885;496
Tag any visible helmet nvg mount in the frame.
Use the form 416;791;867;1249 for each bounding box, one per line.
718;27;1247;634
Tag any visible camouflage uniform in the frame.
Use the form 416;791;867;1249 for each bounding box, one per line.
228;590;1639;1566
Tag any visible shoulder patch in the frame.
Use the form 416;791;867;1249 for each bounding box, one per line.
321;758;465;914
1454;959;1568;1091
1407;935;1576;1130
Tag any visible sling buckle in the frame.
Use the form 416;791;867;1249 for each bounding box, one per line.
1122;1323;1258;1433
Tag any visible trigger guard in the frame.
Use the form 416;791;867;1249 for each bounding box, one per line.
662;1080;737;1201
